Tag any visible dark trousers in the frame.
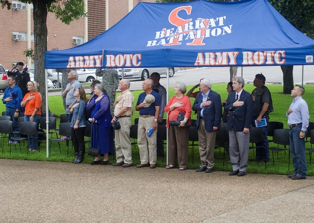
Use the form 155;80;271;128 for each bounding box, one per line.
252;116;269;161
6;108;19;140
71;127;86;155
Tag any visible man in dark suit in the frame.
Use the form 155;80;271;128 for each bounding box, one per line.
225;77;253;176
192;78;222;173
8;62;30;97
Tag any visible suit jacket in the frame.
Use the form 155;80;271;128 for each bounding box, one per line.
225;90;253;132
192;90;222;132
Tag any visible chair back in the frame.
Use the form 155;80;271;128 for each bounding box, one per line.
18;117;25;124
130;124;138;139
157;125;167;141
58;122;72;137
0;120;13;134
19;122;38;135
216;126;229;143
189;126;198;141
40;117;57;130
84;122;92;137
250;127;264;144
1;111;6;116
306;122;314;138
273;129;290;146
134;118;139;125
60;114;68;123
310;129;314;145
191;119;197;126
0;116;11;121
267;122;284;137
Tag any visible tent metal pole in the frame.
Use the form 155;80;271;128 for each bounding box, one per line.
241;66;243;78
45;69;49;158
302;65;304;86
166;68;169;166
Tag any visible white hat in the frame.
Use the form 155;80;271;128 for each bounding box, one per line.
144;94;155;107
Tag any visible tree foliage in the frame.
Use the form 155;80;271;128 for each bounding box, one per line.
0;0;86;112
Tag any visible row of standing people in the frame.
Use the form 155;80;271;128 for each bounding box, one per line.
5;67;307;180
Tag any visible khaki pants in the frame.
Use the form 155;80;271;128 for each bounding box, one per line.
137;116;157;165
198;119;216;168
115;117;132;164
168;125;189;168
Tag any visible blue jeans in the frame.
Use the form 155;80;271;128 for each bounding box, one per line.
6;107;19;140
252;116;269;161
289;125;307;176
24;115;41;150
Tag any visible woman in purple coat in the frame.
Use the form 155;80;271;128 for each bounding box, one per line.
86;84;114;165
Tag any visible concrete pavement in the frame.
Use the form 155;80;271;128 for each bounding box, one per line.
0;159;313;222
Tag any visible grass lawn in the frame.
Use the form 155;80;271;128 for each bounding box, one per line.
0;83;314;175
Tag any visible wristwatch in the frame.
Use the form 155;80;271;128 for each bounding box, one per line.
154;119;157;122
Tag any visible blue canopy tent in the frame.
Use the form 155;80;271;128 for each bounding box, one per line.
45;0;314;69
44;0;314;157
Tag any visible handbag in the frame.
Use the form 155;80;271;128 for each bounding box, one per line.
87;123;100;157
169;112;190;127
112;119;121;130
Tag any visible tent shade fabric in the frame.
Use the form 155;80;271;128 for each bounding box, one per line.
45;0;314;69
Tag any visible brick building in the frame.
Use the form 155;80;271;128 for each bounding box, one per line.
0;0;155;70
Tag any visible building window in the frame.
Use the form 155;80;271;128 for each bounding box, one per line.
12;32;26;41
72;36;84;45
12;1;27;11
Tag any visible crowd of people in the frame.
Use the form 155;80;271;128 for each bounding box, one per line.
2;66;310;180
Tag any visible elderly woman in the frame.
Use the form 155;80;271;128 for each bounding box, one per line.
164;82;191;170
69;88;87;164
86;80;101;103
21;81;42;151
86;84;114;165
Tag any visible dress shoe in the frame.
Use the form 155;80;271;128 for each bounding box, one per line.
101;160;109;165
291;175;306;180
229;170;239;176
150;164;156;169
91;160;101;165
136;163;150;168
122;163;132;167
205;168;214;173
287;174;295;178
196;166;207;172
113;162;124;166
237;171;246;177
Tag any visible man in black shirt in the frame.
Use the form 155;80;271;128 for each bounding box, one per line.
252;73;273;162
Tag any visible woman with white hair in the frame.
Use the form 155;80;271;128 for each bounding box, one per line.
164;82;191;171
86;83;114;165
21;81;42;151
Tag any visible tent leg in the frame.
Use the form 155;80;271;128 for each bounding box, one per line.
45;69;50;158
166;68;169;166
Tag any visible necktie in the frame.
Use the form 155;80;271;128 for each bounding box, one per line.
236;93;239;100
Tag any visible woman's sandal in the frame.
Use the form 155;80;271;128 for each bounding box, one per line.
165;165;174;169
179;167;186;171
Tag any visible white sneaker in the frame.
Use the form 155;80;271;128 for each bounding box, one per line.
12;141;18;145
8;140;13;144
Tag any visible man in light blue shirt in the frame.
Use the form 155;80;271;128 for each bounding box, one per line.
286;85;309;180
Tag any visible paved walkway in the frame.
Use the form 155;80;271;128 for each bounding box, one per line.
0;159;313;222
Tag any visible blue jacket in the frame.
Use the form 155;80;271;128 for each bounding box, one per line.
2;85;23;109
225;90;253;131
70;100;86;128
192;90;222;132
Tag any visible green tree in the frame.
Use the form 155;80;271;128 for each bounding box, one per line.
268;0;314;93
0;0;86;112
